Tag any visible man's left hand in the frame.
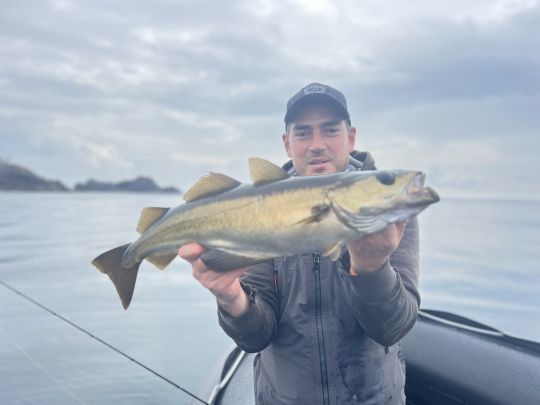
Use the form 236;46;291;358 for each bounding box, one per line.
347;221;407;275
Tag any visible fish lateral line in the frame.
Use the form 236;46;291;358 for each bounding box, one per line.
91;159;440;309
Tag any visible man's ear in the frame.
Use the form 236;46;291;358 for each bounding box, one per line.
282;133;292;158
348;126;357;152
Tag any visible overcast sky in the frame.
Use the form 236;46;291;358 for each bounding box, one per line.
1;0;539;199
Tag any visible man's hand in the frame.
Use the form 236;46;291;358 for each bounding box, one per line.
347;222;407;275
178;243;249;317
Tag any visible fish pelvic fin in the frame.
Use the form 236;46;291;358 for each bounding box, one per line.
323;243;342;261
91;244;140;310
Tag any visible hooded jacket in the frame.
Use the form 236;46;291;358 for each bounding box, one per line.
218;151;420;405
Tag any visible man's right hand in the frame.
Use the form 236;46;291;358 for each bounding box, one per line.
178;243;249;317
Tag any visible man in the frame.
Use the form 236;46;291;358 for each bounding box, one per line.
179;83;419;404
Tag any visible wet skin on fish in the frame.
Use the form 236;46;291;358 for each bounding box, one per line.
92;158;439;309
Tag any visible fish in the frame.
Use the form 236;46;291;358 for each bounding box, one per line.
92;158;439;309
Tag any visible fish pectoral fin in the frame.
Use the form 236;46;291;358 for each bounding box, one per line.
145;253;176;270
323;243;342;261
295;203;331;225
200;249;266;272
248;157;290;186
330;202;387;235
137;207;169;234
183;173;242;202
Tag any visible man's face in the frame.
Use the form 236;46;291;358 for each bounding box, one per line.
282;103;356;176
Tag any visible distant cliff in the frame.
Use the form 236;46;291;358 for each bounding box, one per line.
0;160;180;193
0;160;68;191
74;177;179;193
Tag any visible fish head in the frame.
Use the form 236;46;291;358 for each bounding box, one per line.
328;170;440;225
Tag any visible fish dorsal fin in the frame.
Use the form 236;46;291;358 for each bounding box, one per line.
137;207;169;234
183;173;241;202
249;157;290;186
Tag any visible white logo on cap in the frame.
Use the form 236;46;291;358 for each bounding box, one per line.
303;83;326;95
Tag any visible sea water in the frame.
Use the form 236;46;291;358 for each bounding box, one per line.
0;192;539;404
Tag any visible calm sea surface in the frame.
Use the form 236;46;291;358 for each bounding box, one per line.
1;192;539;404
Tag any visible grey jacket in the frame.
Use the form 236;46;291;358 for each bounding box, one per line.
218;151;420;405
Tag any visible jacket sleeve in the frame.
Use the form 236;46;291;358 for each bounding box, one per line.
217;260;279;353
342;217;420;347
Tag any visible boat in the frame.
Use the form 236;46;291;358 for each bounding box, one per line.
193;309;540;404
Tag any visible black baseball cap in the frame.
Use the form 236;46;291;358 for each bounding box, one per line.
284;82;351;126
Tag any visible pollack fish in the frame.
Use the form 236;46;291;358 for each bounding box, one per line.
92;158;439;309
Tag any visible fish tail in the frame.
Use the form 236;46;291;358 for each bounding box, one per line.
91;244;140;310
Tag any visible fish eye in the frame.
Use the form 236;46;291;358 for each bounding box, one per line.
375;171;395;185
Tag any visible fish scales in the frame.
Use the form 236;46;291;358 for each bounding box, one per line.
92;158;439;309
138;186;331;258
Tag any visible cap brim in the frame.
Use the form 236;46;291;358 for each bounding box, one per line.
284;93;350;124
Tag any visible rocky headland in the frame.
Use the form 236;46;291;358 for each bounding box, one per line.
74;177;179;193
0;160;180;193
0;160;68;191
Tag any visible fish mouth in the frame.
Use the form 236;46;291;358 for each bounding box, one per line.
424;186;440;202
405;172;440;204
405;172;425;193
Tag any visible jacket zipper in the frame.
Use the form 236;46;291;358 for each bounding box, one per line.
313;252;330;405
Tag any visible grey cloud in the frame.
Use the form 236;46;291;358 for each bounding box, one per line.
346;6;540;112
355;94;540;143
1;0;539;198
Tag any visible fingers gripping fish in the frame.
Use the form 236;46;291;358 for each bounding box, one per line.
92;158;439;309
